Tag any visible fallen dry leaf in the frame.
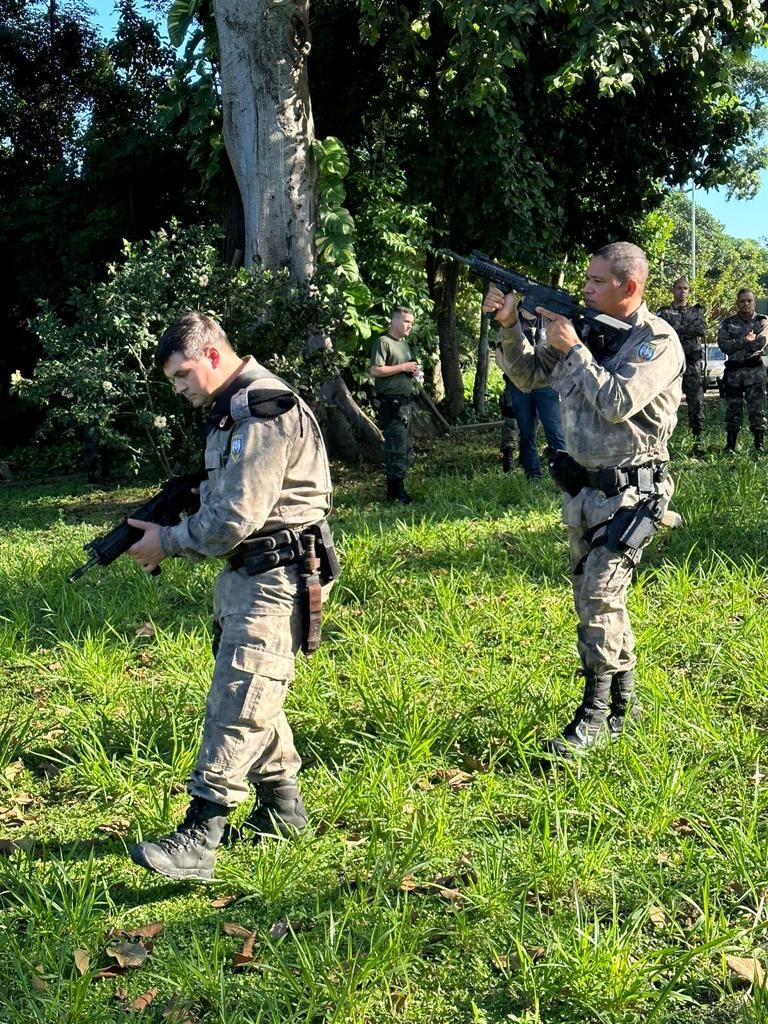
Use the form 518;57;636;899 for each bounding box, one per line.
161;992;199;1023
269;920;290;940
134;623;156;638
232;929;259;969
96;818;131;839
671;818;695;835
648;906;666;928
106;940;149;969
726;955;765;987
73;949;91;975
222;922;253;940
0;837;35;856
93;964;129;980
31;966;48;992
129;921;164;940
130;987;159;1012
210;895;236;909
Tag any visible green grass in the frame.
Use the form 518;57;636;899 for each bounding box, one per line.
2;407;768;1022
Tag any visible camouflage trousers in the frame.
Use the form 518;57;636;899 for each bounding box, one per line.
682;358;704;434
723;366;766;433
568;513;654;678
377;396;414;480
188;564;304;808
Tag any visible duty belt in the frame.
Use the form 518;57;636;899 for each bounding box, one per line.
585;462;668;498
226;521;341;656
726;355;763;370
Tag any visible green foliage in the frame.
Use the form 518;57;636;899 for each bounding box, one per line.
314;137;378;352
12;222;344;476
638;191;768;321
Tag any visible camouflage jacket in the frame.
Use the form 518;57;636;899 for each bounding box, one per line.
160;357;332;560
717;313;768;368
655;304;706;358
496;302;684;472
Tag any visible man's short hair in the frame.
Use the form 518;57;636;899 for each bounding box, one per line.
673;276;689;286
391;305;412;321
155;311;233;368
593;242;649;288
737;288;754;299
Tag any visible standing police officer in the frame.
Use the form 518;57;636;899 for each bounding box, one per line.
369;306;419;503
125;312;336;881
657;277;706;451
484;243;683;757
717;289;768;453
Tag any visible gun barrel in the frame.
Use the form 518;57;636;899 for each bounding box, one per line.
442;250;471;266
67;554;100;583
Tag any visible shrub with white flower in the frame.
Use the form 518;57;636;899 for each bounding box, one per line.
153;415;167;429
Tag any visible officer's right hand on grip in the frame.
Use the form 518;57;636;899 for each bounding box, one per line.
482;285;518;327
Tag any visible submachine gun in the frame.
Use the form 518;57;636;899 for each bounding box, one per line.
444;250;631;341
68;470;205;582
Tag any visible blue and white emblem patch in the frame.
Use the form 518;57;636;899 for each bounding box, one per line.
637;341;656;362
230;435;243;462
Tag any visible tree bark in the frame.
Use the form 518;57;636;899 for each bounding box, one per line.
429;254;464;419
213;0;316;281
473;297;489;415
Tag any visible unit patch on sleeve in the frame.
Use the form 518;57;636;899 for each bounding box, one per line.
230;434;243;462
637;341;656;362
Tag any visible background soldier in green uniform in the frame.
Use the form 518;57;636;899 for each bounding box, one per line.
657;277;706;451
485;243;684;758
717;289;768;453
125;312;336;881
369;306;420;503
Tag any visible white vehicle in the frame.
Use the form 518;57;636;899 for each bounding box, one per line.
701;345;726;392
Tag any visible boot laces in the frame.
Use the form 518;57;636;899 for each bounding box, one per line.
154;822;207;854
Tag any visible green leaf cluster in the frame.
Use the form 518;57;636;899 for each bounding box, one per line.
12;222;345;477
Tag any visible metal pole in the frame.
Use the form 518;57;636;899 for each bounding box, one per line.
691;181;696;281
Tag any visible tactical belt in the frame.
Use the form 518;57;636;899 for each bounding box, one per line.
726;356;763;370
226;521;341;655
584;462;668;498
376;393;413;405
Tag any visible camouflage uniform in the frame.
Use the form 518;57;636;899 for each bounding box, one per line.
158;357;333;808
656;303;706;436
717;312;768;448
498;305;683;750
369;333;415;484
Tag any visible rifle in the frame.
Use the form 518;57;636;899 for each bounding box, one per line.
444;250;631;336
68;471;205;582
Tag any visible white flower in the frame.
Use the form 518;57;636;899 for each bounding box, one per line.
61;389;74;399
10;369;23;386
198;274;209;287
153;415;167;429
102;381;113;392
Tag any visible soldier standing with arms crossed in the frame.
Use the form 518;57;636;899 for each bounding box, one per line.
717;288;768;453
370;306;420;503
657;277;706;453
484;243;684;757
125;312;337;881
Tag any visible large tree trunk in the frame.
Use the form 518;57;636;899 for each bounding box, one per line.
429;254;464;419
213;0;316;281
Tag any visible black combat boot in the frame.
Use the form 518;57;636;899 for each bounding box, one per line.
502;448;513;473
540;673;612;758
392;478;413;504
607;670;642;740
725;428;739;452
226;781;308;844
753;431;765;453
130;797;229;882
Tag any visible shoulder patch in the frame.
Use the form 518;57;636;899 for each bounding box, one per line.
230;434;243;462
637;341;657;362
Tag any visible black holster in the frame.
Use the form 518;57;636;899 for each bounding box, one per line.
602;495;664;563
545;448;587;497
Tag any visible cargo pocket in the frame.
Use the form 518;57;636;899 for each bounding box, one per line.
232;645;295;726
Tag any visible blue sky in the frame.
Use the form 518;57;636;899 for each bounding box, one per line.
89;2;766;242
